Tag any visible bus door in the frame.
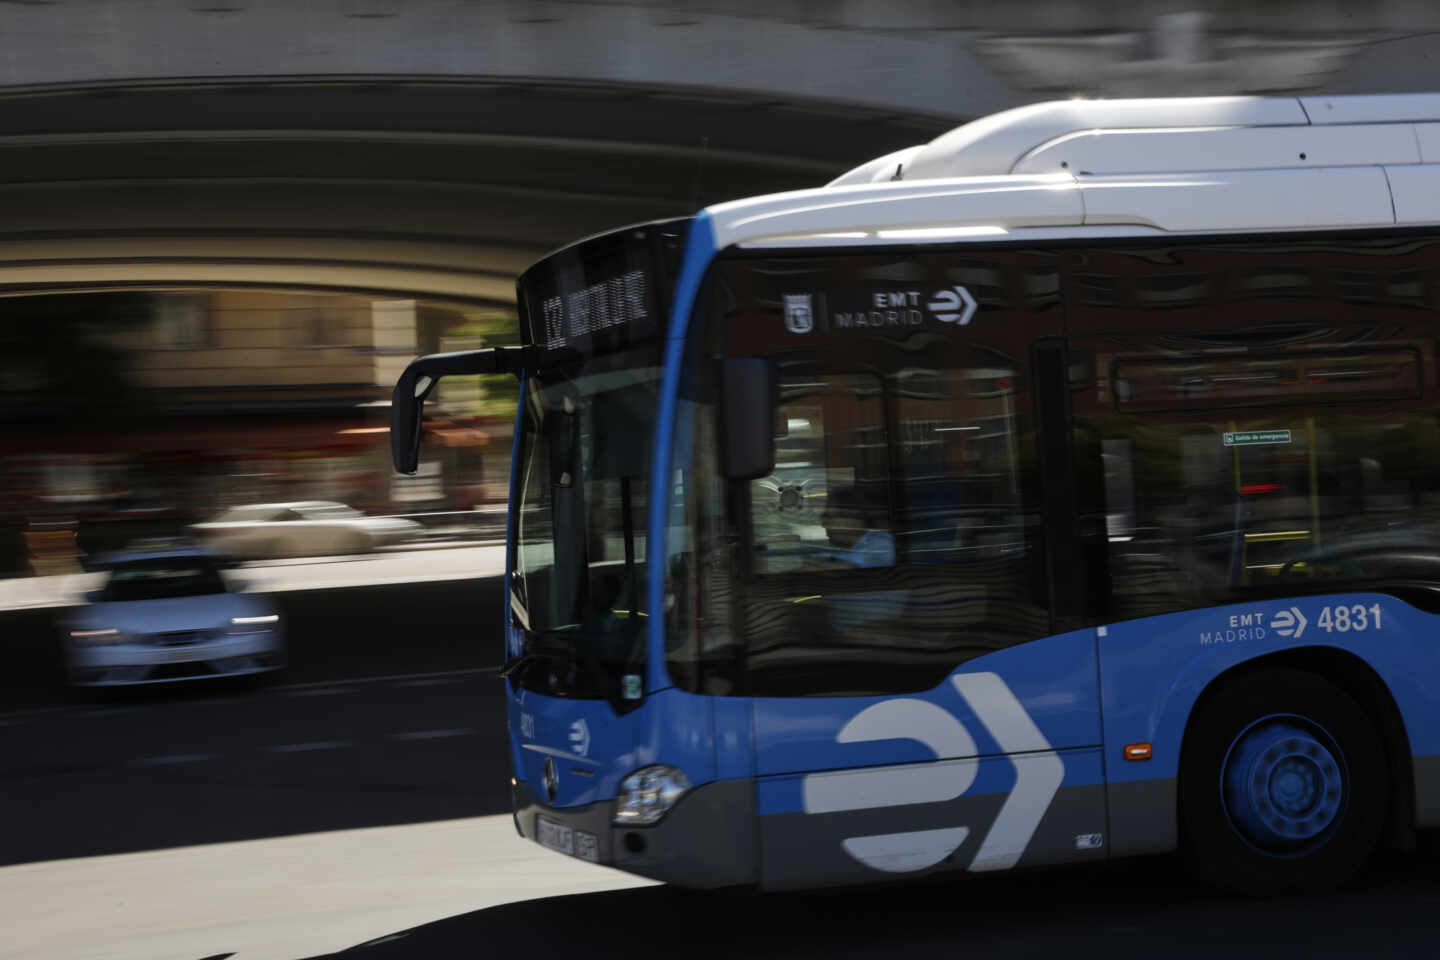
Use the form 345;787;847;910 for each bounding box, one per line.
693;248;1107;890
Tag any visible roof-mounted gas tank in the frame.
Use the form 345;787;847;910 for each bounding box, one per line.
829;94;1440;185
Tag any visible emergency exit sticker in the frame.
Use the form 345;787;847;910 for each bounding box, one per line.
1223;430;1291;447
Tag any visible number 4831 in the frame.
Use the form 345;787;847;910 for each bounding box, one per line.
1317;603;1383;633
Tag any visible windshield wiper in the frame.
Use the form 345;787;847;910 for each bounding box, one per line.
499;626;576;680
499;650;543;679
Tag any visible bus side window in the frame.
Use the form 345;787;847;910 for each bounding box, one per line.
733;361;1049;696
688;249;1061;696
1068;235;1440;623
749;373;890;576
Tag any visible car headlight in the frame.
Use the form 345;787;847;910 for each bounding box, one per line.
229;614;279;635
69;628;126;646
613;765;691;826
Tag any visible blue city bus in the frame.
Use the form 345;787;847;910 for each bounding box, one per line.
391;94;1440;895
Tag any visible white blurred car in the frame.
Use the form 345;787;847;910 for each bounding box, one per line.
190;501;423;559
60;548;285;687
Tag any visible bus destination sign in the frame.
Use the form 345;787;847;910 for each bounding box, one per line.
518;219;690;357
540;269;650;350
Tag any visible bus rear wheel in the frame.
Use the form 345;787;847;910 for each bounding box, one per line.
1180;667;1387;896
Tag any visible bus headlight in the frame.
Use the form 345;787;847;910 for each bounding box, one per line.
613;765;691;826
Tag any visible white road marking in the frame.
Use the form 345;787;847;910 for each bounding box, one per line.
397;677;465;688
264;740;355;753
269;666;495;694
386;728;478;741
131;753;220;766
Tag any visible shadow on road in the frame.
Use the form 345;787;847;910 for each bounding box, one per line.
305;855;1440;959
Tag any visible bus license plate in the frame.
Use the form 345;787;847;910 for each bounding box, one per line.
574;830;599;863
536;816;599;862
536;816;573;856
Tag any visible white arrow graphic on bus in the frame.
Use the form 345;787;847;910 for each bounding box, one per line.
801;671;1062;874
927;285;977;325
1269;607;1308;638
952;673;1065;872
568;718;591;756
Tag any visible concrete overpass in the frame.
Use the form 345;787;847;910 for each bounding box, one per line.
0;0;1438;304
0;78;940;306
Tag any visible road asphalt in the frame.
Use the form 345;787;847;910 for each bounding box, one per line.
5;576;1440;959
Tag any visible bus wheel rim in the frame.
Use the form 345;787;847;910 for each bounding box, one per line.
1220;714;1347;857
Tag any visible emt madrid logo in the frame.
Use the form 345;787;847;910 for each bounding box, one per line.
801;671;1063;874
927;285;978;325
783;287;979;333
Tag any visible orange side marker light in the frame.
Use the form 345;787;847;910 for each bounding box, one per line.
1124;743;1152;762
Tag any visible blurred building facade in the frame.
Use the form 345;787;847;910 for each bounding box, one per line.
0;0;1436;576
0;290;513;575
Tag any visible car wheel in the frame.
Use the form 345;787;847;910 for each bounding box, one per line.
1180;667;1387;896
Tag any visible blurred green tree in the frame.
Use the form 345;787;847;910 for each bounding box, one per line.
435;309;521;418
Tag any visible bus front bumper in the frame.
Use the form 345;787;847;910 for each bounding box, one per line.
512;778;756;889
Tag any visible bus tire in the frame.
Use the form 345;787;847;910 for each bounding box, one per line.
1179;667;1387;896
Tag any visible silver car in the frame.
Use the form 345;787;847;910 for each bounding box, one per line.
60;548;285;686
190;500;423;559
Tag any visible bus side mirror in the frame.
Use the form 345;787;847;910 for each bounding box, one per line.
719;357;778;480
391;347;530;475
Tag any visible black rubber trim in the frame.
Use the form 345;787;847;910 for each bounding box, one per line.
1032;337;1084;634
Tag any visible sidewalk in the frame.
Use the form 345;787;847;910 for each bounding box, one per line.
0;813;654;960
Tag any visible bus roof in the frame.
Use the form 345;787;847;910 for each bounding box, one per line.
705;93;1440;251
831;94;1440;184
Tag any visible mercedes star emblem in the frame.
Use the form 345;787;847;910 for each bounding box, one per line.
543;756;559;803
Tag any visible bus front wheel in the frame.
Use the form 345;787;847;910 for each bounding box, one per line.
1180;667;1387;896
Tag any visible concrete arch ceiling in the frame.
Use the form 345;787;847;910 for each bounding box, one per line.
0;78;951;305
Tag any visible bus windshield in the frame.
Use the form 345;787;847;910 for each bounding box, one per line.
505;218;688;699
510;347;662;693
